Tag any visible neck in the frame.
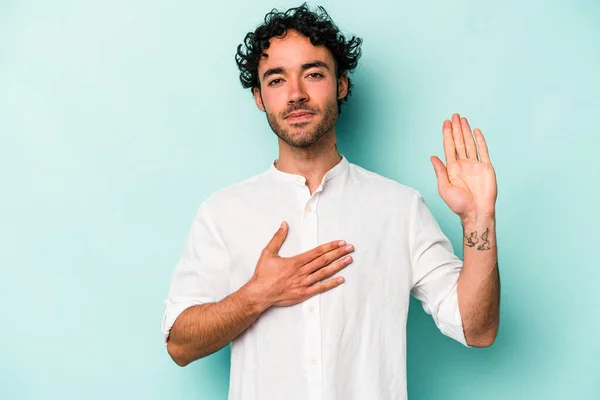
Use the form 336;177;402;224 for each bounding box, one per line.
274;130;342;194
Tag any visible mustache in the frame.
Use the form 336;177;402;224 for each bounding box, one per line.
283;104;317;118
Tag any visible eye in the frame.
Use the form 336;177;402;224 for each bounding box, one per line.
268;78;283;86
307;72;324;79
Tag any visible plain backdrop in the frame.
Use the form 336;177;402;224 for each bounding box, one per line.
1;0;599;399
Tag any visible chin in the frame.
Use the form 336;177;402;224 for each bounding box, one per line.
288;132;323;148
268;112;332;148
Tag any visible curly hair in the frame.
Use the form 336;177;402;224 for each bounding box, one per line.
235;3;363;113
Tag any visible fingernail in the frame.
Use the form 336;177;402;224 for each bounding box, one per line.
280;222;286;228
338;241;346;246
345;244;354;251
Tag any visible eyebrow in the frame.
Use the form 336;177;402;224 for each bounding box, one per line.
261;60;330;81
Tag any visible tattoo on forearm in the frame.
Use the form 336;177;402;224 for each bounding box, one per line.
465;231;478;247
477;228;491;250
464;227;491;251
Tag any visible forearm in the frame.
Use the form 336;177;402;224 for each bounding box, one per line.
167;282;269;366
457;213;500;347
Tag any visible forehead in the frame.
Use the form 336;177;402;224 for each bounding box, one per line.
258;30;334;72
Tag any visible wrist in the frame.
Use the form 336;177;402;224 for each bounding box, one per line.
460;211;496;226
240;279;272;314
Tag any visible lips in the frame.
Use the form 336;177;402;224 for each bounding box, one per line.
285;111;314;119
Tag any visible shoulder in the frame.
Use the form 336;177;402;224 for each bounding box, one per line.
199;169;271;215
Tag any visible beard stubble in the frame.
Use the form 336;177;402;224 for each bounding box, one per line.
265;98;339;148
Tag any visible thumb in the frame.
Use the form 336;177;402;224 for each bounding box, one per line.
430;156;450;192
264;221;288;255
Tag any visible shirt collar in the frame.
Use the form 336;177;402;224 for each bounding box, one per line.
268;155;350;186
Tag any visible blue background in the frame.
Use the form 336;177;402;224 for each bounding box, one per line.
1;0;599;399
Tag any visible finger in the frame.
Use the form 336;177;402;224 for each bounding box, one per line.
442;120;456;165
294;240;350;266
304;276;345;298
474;128;491;163
452;113;467;160
299;243;354;274
264;221;289;255
430;156;451;192
461;117;478;160
304;255;353;286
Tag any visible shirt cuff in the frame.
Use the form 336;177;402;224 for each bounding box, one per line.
161;300;197;346
436;286;472;348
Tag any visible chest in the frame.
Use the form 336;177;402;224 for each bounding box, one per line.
223;197;413;300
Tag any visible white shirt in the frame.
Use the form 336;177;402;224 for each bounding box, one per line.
162;156;468;400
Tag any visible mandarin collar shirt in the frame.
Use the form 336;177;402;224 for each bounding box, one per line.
162;156;468;400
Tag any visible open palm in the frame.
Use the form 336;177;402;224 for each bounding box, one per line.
430;114;497;220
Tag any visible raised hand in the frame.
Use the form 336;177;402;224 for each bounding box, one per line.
430;113;498;221
249;221;354;307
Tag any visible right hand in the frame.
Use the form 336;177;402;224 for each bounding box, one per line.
247;221;354;308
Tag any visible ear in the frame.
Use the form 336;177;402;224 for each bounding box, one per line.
337;74;349;100
253;87;265;112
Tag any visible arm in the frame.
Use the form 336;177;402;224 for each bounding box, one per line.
430;113;500;347
457;214;499;347
165;221;355;366
167;283;267;366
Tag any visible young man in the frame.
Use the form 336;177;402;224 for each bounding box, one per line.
162;4;500;400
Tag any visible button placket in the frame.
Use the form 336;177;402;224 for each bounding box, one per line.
300;189;322;400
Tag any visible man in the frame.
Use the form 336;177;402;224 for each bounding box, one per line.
162;3;500;400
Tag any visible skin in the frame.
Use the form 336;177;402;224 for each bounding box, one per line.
252;29;349;194
167;29;500;366
431;115;500;347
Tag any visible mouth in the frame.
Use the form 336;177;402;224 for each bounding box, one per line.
285;111;315;121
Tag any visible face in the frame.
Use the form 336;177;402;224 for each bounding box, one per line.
253;30;348;148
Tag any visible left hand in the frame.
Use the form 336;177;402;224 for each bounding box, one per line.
430;113;498;221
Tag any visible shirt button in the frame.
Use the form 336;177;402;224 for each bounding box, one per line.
310;357;318;365
305;204;312;213
308;305;315;312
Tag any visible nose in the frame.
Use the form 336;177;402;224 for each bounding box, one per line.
288;77;308;104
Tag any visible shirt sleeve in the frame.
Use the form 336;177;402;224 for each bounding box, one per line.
408;191;470;347
161;201;231;345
